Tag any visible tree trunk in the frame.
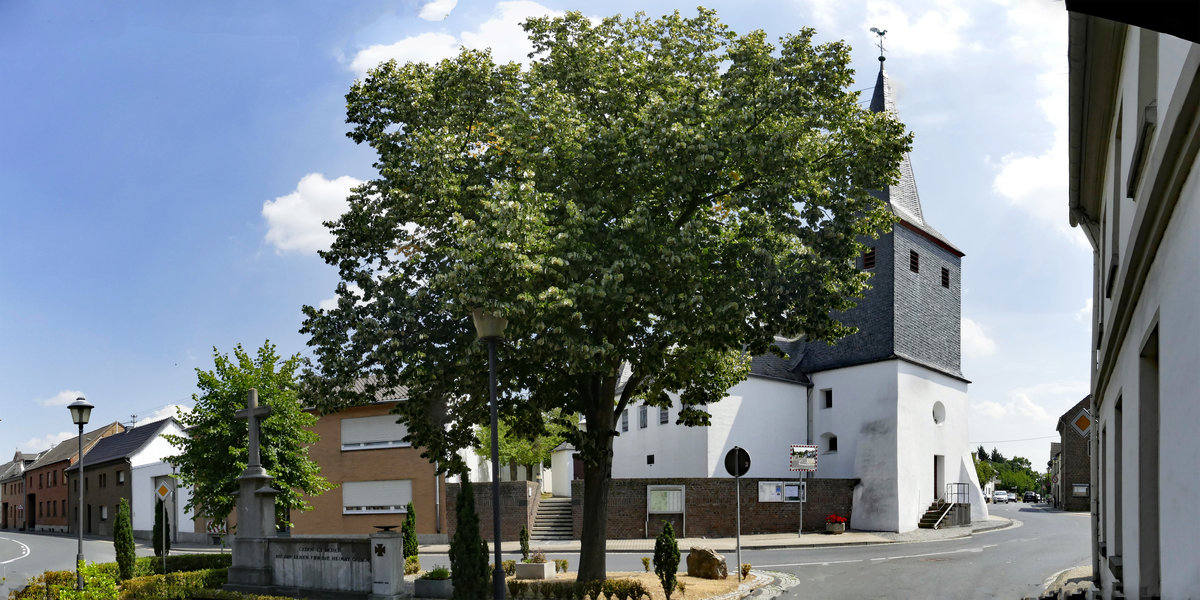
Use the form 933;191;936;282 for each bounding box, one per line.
576;405;615;583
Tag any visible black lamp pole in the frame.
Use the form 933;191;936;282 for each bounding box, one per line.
68;397;93;590
473;309;508;600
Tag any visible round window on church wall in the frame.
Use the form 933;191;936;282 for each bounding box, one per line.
932;401;946;424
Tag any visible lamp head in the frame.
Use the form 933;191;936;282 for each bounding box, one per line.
68;397;94;426
471;308;508;341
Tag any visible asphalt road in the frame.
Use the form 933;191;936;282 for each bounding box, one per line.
0;531;121;594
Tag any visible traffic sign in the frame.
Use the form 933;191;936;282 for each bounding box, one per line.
724;447;751;477
790;445;818;472
156;483;171;500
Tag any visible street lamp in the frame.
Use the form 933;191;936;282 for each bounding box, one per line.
68;397;93;590
472;308;507;600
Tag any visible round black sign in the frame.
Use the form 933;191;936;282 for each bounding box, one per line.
724;446;751;477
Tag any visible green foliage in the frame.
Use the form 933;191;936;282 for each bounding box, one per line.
405;555;421;575
421;566;451;581
448;476;489;599
974;456;997;486
117;568;227;600
403;502;419;559
989;448;1005;463
303;7;909;579
528;548;546;564
641;557;651;572
113;499;136;581
653;522;680;600
741;563;752;578
501;560;516;576
554;558;568;573
164;341;331;527
9;570;75;599
976;445;988;462
519;524;530;561
475;410;576;473
976;454;1043;495
50;563;119;600
153;498;171;557
189;591;294;600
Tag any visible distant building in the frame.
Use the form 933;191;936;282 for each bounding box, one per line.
23;422;125;533
0;451;43;530
611;57;987;533
1053;397;1091;512
1066;2;1199;597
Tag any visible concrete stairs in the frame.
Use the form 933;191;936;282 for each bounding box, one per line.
530;497;573;541
917;499;953;529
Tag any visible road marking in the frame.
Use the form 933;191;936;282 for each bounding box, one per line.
756;558;865;568
759;544;998;569
0;537;30;565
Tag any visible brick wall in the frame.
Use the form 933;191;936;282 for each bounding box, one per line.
570;478;857;539
445;480;539;542
1058;397;1092;512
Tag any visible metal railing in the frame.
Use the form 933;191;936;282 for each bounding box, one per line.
933;483;970;529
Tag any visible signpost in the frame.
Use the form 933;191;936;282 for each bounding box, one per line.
157;483;172;574
724;446;750;581
789;445;818;536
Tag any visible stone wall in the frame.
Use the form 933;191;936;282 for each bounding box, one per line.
445;480;539;542
571;477;857;539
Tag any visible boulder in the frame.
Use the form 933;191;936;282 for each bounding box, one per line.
686;547;728;580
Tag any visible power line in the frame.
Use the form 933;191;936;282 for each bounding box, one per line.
970;435;1058;444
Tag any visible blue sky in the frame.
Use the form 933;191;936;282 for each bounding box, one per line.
0;0;1088;470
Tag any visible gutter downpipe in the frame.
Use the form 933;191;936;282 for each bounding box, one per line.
434;461;442;534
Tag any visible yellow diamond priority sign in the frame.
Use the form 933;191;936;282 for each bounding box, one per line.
1071;409;1092;437
156;483;171;499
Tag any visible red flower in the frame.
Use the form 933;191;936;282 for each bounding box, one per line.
825;514;847;524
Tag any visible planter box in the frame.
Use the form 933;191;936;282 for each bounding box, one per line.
515;562;556;580
414;578;454;598
825;523;846;534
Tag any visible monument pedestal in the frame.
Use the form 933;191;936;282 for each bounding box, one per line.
368;530;404;600
225;461;280;592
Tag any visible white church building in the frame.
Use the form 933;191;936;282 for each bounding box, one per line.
612;58;987;533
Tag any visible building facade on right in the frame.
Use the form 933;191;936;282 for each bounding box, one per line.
1066;4;1198;598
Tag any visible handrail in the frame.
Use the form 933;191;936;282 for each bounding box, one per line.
932;483;970;529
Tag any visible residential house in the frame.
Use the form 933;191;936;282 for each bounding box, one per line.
23;422;125;533
292;400;448;542
0;451;43;530
611;57;987;533
66;418;200;541
1066;2;1198;597
1053;397;1092;512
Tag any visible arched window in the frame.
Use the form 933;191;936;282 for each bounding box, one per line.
820;432;838;453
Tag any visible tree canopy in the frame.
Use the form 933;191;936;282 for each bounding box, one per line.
302;8;909;580
166;342;331;527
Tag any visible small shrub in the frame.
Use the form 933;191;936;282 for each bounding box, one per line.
676;580;687;595
118;568;228;599
114;499;136;581
529;548;547;564
421;566;451;580
741;563;752;578
448;475;488;600
641;556;651;572
404;555;421;575
507;579;530;598
554;558;569;573
601;579;649;600
189;591;293;600
519;524;530;561
653;522;680;600
502;559;517;576
10;569;75;599
50;563;120;600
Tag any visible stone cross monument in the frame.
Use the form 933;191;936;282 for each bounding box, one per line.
225;388;280;592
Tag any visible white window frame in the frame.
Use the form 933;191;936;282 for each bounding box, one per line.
620;410;629;432
342;480;413;514
638;405;648;429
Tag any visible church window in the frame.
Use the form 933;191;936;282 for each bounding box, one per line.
659;406;669;424
862;247;876;270
620;410;629;432
828;436;838;452
822;389;833;409
941;267;950;288
342;480;412;514
909;250;919;273
638;405;648;429
933;401;946;424
647;455;655;465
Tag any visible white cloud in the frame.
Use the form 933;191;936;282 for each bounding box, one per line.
318;284;364;311
972;380;1089;426
139;404;190;424
419;0;458;21
961;317;997;358
863;0;974;58
38;389;87;407
349;1;563;74
263;173;363;254
1075;298;1093;323
24;431;74;451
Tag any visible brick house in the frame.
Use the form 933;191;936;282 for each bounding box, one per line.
0;451;43;530
23;422;125;533
66;417;199;541
1054;397;1091;512
291;400;448;542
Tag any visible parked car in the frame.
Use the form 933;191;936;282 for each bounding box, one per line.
993;491;1008;503
1007;490;1018;503
1024;491;1038;503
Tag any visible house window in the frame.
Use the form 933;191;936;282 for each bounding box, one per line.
823;389;833;409
51;471;56;487
862;247;876;270
61;500;66;516
638;405;648;429
909;250;919;273
117;471;125;485
99;474;107;488
941;267;950;288
342;480;413;514
39;474;44;489
51;501;55;517
620;410;629;432
659;406;669;425
100;505;108;521
341;415;411;451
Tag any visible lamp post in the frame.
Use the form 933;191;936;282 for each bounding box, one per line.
68;397;93;590
472;308;507;600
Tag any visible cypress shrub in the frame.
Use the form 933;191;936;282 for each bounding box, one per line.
152;498;172;557
114;498;136;580
403;501;419;558
653;522;680;600
449;475;489;599
519;524;530;561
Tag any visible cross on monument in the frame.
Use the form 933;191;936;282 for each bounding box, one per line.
235;389;272;470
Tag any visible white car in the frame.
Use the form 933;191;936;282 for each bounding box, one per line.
993;491;1008;504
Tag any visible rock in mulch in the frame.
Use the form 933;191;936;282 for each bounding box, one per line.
686;546;728;580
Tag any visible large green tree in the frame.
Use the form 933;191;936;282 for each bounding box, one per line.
166;341;331;528
474;409;575;479
302;9;908;581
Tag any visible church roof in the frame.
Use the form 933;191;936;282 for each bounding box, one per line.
869;60;964;257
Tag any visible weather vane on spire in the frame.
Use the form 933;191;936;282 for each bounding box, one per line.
870;27;888;62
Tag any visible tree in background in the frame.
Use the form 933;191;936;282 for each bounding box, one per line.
402;502;419;559
448;476;489;600
475;410;575;481
165;341;331;529
152;498;171;557
302;8;908;581
653;522;680;600
113;498;135;580
990;448;1005;463
976;445;988;462
974;456;996;488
